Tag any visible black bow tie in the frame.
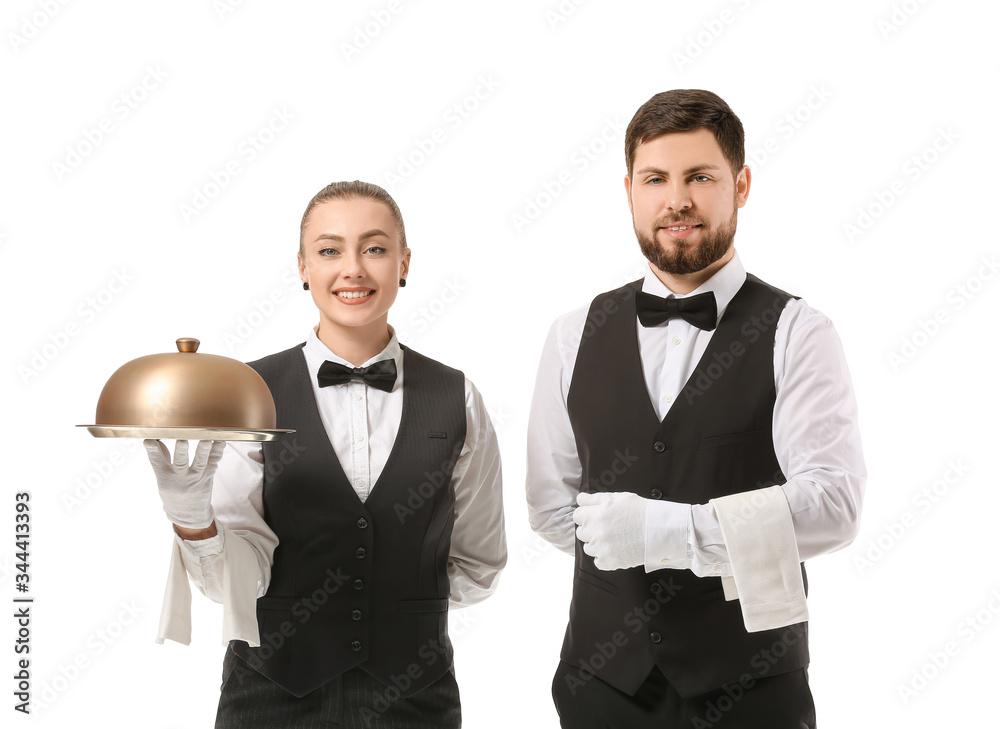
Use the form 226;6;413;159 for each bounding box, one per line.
317;359;397;392
635;290;718;331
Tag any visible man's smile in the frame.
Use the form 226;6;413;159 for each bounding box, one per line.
660;223;702;240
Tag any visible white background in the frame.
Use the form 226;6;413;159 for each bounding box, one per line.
2;0;998;726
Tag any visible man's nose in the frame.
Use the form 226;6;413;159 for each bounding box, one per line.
664;183;692;211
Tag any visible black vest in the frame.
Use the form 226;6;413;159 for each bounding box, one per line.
231;343;467;698
563;274;809;698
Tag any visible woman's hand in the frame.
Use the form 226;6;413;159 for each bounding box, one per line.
143;439;226;531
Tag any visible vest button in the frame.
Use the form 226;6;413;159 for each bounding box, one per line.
357;517;368;529
653;441;666;453
351;641;362;652
354;579;364;591
356;547;367;559
650;489;663;500
650;632;662;644
352;610;362;621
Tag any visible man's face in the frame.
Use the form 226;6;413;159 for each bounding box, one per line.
625;128;750;276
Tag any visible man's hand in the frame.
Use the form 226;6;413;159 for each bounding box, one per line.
573;491;647;571
143;439;225;530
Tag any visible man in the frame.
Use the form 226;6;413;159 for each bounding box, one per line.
526;89;865;728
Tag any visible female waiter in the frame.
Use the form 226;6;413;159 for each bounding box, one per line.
145;180;506;728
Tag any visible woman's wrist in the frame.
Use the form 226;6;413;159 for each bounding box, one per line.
173;521;218;541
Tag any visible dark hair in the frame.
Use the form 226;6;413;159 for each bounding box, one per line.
299;180;407;257
625;89;745;177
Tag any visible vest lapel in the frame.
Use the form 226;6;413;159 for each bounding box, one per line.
620;276;753;433
288;345;364;506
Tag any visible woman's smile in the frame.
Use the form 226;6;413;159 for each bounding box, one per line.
333;287;376;304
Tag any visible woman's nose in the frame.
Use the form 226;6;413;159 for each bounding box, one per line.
340;252;366;277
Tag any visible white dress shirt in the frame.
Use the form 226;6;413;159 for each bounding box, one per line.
158;325;506;647
525;249;866;577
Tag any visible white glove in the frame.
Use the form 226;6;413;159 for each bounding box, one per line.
143;439;225;529
573;491;647;571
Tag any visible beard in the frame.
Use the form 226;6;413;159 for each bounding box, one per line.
634;202;738;276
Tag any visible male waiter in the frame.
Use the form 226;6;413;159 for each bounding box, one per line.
526;89;865;728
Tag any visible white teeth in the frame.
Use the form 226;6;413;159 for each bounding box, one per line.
667;225;698;231
336;290;373;299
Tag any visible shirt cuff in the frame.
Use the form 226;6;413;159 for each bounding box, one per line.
644;500;692;572
179;531;224;555
689;503;731;577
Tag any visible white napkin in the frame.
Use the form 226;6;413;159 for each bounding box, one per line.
156;540;192;645
156;527;262;647
710;485;808;633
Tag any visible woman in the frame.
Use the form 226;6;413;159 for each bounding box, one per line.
146;181;506;727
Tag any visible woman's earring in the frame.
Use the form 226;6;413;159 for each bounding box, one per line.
399;278;406;288
302;282;310;291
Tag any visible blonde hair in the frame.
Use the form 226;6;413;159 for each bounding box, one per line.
299;181;407;257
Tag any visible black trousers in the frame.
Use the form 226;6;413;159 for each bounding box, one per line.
215;647;461;728
552;661;816;729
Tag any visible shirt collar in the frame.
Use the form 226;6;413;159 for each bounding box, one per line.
302;323;403;373
640;248;747;322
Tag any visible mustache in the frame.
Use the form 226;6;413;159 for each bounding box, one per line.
653;214;707;228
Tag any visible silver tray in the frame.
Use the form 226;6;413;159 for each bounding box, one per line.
77;425;296;441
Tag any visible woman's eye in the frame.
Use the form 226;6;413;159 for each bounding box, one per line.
366;246;387;254
319;247;339;256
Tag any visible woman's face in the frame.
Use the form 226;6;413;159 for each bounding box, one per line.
298;197;410;342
